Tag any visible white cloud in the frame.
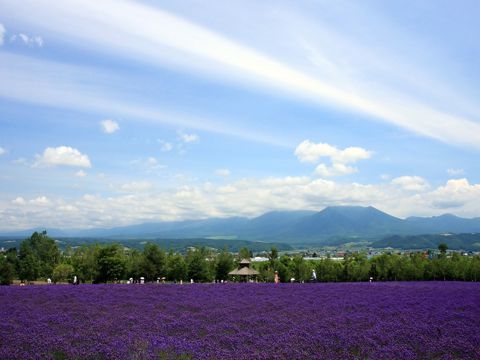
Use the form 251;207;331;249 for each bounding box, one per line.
333;147;372;164
217;185;237;194
0;146;5;155
0;23;5;46
447;168;464;176
30;196;50;205
11;197;26;205
4;175;480;229
132;156;166;172
158;141;173;152
82;194;97;202
295;140;372;177
295;140;372;164
215;168;231;177
75;170;87;177
427;178;480;210
10;33;43;47
315;163;357;177
147;157;158;166
58;204;78;212
34;146;91;168
180;133;199;143
391;176;430;192
100;119;119;134
120;181;153;192
294;141;337;163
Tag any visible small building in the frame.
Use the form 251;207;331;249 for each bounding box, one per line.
228;259;259;282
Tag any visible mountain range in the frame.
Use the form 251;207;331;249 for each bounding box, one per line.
2;206;480;244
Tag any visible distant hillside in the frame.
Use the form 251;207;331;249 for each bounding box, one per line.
405;214;480;233
2;206;480;245
287;206;406;240
0;236;293;253
371;233;480;251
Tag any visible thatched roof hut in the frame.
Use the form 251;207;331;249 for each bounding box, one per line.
228;258;259;280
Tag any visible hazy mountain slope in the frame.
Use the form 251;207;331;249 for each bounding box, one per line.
2;206;480;244
371;233;480;251
287;206;407;239
405;214;480;233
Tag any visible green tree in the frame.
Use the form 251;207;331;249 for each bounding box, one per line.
0;257;15;285
141;243;166;281
18;243;40;281
468;256;480;281
237;247;252;261
268;246;278;268
4;248;18;277
166;251;188;282
125;248;143;280
71;244;100;283
315;258;343;282
52;263;75;283
215;248;234;280
18;231;60;280
275;255;292;283
289;255;310;282
186;247;211;282
95;244;126;283
438;243;448;255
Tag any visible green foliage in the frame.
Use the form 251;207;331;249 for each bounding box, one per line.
141;243;166;281
215;248;234;280
71;245;100;282
438;242;448;254
52;263;75;283
7;232;480;284
237;247;252;261
125;248;143;280
166;251;188;282
186;247;211;282
268;246;278;266
18;231;60;280
290;255;310;282
0;257;15;285
95;244;126;283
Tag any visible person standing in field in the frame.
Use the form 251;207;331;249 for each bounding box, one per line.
274;271;280;284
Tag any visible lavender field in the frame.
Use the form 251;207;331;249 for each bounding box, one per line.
1;282;479;359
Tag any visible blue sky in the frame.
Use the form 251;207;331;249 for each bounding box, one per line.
0;0;479;230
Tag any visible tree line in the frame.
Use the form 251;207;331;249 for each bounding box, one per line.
0;231;479;285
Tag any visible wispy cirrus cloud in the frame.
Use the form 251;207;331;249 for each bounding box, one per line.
10;33;43;47
0;23;5;46
1;0;479;148
0;52;289;148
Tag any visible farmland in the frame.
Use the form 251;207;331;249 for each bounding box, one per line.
1;282;478;359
